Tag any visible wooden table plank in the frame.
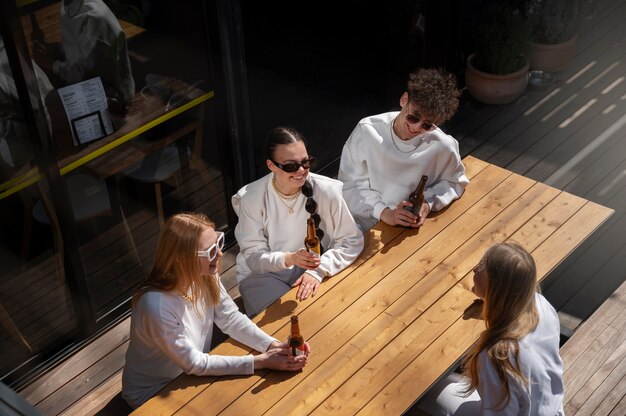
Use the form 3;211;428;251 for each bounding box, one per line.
130;157;494;415
132;158;613;416
311;185;584;415
194;167;533;414
151;160;510;412
356;199;613;415
270;180;557;415
211;173;530;415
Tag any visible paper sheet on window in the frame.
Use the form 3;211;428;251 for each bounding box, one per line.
58;77;114;145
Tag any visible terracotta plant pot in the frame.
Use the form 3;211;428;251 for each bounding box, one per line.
465;53;530;105
530;35;577;73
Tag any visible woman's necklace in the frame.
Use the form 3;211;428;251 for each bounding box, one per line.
272;176;300;214
178;288;194;302
390;117;417;154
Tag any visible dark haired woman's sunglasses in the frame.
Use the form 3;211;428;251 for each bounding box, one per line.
271;157;316;173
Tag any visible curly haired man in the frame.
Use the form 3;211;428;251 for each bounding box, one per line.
338;68;469;230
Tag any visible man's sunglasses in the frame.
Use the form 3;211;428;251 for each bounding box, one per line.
405;113;436;131
270;157;316;173
197;231;225;261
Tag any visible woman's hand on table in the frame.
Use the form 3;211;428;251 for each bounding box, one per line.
254;341;309;371
293;272;320;301
285;248;320;270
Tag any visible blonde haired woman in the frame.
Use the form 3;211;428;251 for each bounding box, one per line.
122;213;308;409
420;242;564;415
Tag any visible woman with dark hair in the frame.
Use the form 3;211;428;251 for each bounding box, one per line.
419;242;565;415
122;213;308;409
232;127;364;316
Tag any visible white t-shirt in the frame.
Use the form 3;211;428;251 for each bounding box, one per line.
231;172;364;282
338;111;469;230
121;279;277;408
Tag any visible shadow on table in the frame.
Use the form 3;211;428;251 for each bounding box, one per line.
250;369;303;395
256;299;298;327
463;299;484;320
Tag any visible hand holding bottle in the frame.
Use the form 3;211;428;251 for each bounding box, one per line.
285;248;320;270
253;341;308;371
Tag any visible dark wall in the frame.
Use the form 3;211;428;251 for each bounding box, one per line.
241;0;430;176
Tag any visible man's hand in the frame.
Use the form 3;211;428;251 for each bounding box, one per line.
380;202;430;228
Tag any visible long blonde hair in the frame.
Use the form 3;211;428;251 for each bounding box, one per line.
133;213;221;310
462;242;539;410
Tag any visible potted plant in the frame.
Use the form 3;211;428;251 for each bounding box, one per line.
526;0;581;73
465;3;533;105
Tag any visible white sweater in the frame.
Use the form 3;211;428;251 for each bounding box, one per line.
477;293;565;415
231;172;364;282
338;111;469;230
121;280;277;409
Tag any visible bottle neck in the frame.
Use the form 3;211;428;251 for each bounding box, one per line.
306;218;317;240
290;322;301;337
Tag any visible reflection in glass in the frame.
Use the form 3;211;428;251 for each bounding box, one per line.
2;0;234;385
32;0;135;114
0;38;52;181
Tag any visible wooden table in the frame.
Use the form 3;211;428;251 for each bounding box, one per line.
132;156;614;416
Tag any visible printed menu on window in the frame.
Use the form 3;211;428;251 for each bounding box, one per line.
58;77;114;146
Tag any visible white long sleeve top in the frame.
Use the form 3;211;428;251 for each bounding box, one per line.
476;293;565;415
121;279;277;409
338;111;469;230
231;172;364;283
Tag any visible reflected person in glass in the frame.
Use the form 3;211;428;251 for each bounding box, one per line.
122;213;309;409
419;242;565;415
232;127;364;317
33;0;135;113
0;37;54;178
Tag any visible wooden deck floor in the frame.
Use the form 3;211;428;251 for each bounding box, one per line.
17;0;626;413
449;0;626;331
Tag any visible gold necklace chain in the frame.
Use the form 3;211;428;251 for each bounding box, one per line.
272;177;300;214
390;117;417;154
178;289;194;302
272;176;301;200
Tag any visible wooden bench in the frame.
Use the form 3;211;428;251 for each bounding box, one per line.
18;247;242;416
560;278;626;415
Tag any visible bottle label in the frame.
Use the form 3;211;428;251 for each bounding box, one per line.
307;247;320;258
287;340;307;356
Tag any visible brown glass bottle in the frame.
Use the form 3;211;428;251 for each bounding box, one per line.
404;175;429;218
304;217;321;256
288;315;306;356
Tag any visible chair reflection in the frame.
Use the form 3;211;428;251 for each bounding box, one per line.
121;142;187;228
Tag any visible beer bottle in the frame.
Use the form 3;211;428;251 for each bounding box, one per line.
30;13;44;45
288;315;306;356
404;175;429;219
304;217;321;256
